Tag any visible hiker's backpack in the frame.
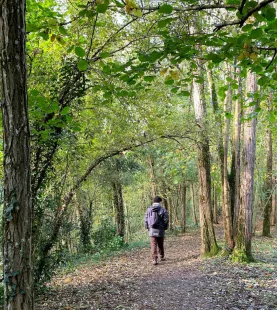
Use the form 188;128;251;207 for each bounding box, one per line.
148;210;164;229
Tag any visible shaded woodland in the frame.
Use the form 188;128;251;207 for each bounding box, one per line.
0;0;277;309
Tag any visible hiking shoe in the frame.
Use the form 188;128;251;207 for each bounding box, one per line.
152;259;158;265
160;257;166;261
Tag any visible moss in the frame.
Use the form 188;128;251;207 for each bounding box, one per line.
231;248;255;263
203;244;221;258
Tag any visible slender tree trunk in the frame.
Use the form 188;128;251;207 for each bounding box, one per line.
233;71;258;262
0;0;33;308
271;174;277;226
208;69;233;249
262;100;273;236
213;184;218;224
112;181;125;237
193;62;218;256
222;78;234;250
124;203;131;242
77;201;93;252
148;155;157;197
191;183;198;226
181;183;187;233
230;71;242;237
167;196;173;231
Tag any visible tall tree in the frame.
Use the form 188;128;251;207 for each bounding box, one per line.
192;60;218;256
262;95;273;236
0;0;33;308
230;70;242;237
222;72;234;250
233;70;258;262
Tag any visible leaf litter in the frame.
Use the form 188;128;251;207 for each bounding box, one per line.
36;226;277;310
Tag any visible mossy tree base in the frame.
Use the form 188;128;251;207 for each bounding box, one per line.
203;244;221;258
231;248;255;263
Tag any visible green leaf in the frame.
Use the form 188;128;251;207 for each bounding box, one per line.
225;112;232;119
59;26;68;36
165;79;174;85
158;18;173;28
179;91;190;96
205;53;223;63
97;3;109;13
132;8;143;17
158;4;173;14
100;52;110;58
38;31;49;40
75;46;86;57
149;51;163;62
77;59;89;71
79;9;88;17
265;7;276;21
241;24;252;32
114;0;125;7
257;76;268;86
144;76;155;82
250;28;263;39
61;107;70;115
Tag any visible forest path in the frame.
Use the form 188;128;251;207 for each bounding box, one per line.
36;227;277;310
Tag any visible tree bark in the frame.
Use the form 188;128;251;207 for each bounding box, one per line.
148;155;158;197
233;71;258;262
181;183;187;233
193;62;218;256
222;77;234;250
0;0;33;308
230;71;242;237
112;180;125;237
262;98;273;236
213;184;218;224
271;175;277;226
208;68;233;249
191;183;198;226
77;201;93;252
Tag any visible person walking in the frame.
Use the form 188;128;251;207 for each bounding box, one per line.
144;196;169;265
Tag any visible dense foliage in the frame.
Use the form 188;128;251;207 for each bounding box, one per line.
1;0;277;308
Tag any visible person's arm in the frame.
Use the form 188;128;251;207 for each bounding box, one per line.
163;209;169;230
144;209;149;229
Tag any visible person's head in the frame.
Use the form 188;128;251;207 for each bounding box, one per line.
153;196;162;203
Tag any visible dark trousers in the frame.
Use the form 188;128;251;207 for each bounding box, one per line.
150;237;164;260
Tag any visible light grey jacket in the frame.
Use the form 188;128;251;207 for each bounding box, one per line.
144;203;169;237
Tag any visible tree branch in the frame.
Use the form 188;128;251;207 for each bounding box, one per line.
90;17;138;61
86;13;98;59
139;4;238;12
266;48;277;70
238;0;247;14
214;0;274;31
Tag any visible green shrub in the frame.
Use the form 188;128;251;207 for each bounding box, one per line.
92;219;124;252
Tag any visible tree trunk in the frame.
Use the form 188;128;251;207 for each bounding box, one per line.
230;71;242;237
181;183;187;233
233;71;258;262
213;184;218;224
77;201;93;252
271;174;277;226
222;78;234;250
193;62;218;256
148;155;157;197
0;0;33;308
262;99;273;236
208;68;233;249
191;183;198;226
112;181;125;237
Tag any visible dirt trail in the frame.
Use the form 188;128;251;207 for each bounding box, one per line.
36;228;277;310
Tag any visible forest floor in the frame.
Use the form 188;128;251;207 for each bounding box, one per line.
36;226;277;310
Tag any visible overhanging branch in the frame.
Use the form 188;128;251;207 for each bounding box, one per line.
214;0;274;31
